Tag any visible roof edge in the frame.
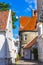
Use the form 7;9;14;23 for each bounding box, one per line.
19;30;38;32
6;9;11;29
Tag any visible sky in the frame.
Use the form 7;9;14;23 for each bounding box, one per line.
0;0;37;38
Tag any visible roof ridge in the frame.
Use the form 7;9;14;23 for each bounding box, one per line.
20;15;37;31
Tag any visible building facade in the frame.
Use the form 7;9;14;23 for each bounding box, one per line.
19;10;38;60
37;0;42;11
0;10;15;65
37;1;43;61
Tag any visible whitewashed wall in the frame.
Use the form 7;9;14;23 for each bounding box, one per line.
0;10;15;64
5;10;15;63
38;38;43;62
38;23;43;62
0;32;6;58
23;49;30;59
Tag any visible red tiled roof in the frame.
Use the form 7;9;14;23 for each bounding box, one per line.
23;36;38;48
0;10;9;31
20;15;37;31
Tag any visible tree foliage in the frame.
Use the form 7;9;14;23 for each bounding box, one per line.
0;2;10;10
0;2;18;28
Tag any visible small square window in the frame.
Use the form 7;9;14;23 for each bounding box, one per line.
24;34;27;40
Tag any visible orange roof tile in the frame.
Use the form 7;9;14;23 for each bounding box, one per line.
23;36;38;48
20;15;37;31
0;10;9;31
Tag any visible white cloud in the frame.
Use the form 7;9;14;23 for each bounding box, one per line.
25;0;37;9
25;0;33;3
25;4;32;13
25;0;29;3
29;1;33;4
25;0;37;13
25;7;30;13
25;0;33;4
34;0;37;9
29;5;32;9
26;7;30;11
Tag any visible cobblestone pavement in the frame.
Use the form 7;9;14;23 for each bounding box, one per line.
15;60;43;65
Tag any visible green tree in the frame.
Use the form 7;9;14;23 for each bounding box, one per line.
0;2;18;28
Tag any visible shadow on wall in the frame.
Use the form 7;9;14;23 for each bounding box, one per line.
0;38;13;65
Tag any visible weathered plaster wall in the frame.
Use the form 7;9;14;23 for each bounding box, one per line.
20;32;38;45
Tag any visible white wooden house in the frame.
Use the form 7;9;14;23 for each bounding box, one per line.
0;10;15;65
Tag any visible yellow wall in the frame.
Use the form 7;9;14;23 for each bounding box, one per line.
20;32;38;45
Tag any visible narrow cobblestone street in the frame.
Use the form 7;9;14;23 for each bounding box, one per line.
15;60;43;65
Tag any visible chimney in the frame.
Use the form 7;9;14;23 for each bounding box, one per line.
32;9;35;16
32;9;37;16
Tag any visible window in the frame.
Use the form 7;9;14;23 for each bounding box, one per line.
24;34;27;40
39;10;43;22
